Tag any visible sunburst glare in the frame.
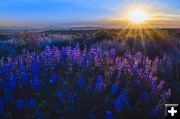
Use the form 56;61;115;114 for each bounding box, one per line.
127;9;149;24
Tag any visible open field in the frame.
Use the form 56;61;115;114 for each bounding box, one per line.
0;29;179;119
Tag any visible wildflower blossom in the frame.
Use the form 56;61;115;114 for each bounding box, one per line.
0;46;171;118
56;91;65;102
21;72;29;86
141;92;149;101
35;109;44;119
16;99;24;109
8;74;16;89
114;99;123;111
77;76;85;89
95;75;103;92
106;111;112;119
49;73;56;85
28;99;36;108
31;60;39;77
111;82;118;95
118;92;130;107
32;76;39;90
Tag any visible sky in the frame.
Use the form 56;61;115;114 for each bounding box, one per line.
0;0;180;28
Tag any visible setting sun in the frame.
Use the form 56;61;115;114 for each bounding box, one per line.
127;9;149;24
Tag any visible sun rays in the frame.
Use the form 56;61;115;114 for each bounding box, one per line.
114;2;168;42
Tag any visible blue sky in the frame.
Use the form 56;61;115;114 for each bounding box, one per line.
0;0;180;27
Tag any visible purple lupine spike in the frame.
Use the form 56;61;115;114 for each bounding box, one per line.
160;88;171;101
116;88;130;107
31;59;39;77
20;64;26;72
16;99;24;109
114;98;123;111
118;93;130;106
150;82;157;96
110;48;116;59
21;72;29;86
53;47;60;62
95;75;103;92
77;76;85;89
35;109;44;119
8;74;16;89
140;92;149;101
49;73;56;85
80;55;87;68
106;111;112;119
28;98;36;108
3;64;10;76
157;80;165;91
56;91;65;102
111;82;118;95
134;80;141;89
32;76;39;90
20;64;28;86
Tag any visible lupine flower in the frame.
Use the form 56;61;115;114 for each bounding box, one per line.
53;47;60;62
106;111;112;119
0;46;172;118
35;109;44;119
16;99;24;109
134;80;141;89
32;60;39;77
114;88;130;110
114;98;123;111
20;64;26;72
110;49;116;59
118;93;130;107
56;91;65;102
77;76;85;89
28;99;36;108
140;92;149;101
95;75;103;92
2;64;10;76
21;72;29;86
132;67;137;79
49;73;56;85
80;55;87;68
8;74;16;89
157;80;165;91
150;82;157;96
32;77;39;90
160;88;171;102
111;82;118;95
20;64;29;86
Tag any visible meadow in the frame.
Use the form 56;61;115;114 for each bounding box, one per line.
0;29;179;119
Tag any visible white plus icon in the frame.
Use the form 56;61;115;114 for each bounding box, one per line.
168;107;177;116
